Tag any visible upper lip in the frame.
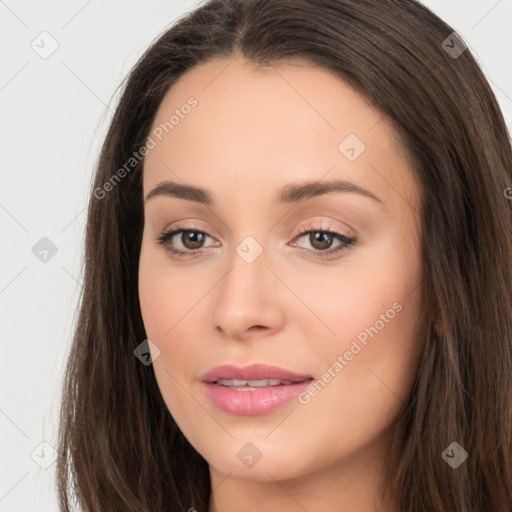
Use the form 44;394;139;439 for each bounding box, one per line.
200;363;313;383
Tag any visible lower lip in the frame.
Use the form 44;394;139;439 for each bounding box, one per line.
203;380;313;415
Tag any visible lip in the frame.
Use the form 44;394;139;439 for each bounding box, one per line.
200;363;313;383
200;363;314;416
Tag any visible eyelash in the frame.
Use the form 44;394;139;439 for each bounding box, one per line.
155;222;356;260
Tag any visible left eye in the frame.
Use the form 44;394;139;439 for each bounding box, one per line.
292;230;355;254
156;226;356;259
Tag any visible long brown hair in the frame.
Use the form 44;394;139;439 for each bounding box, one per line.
56;0;512;510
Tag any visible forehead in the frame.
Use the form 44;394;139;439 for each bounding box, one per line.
142;56;418;211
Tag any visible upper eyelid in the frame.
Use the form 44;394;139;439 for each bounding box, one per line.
159;224;352;247
161;223;349;239
162;216;352;235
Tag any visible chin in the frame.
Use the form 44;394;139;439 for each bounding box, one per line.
203;436;313;482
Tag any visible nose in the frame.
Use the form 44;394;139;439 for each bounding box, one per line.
211;247;286;340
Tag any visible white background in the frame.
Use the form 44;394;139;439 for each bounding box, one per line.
1;0;511;510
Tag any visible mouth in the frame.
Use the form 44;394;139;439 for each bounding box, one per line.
213;378;311;390
200;363;314;415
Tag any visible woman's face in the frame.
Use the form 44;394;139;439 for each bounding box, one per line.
138;56;423;487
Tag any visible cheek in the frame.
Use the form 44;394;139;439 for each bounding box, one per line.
138;246;204;425
139;257;169;340
138;236;213;374
290;240;421;353
138;238;201;339
293;287;421;459
292;240;422;418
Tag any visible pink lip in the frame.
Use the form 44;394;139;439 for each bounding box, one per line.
200;363;313;383
200;363;314;416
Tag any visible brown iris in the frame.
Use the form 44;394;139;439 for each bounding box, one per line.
309;231;333;250
181;230;205;249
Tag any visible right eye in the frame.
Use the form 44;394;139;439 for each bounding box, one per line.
156;226;218;258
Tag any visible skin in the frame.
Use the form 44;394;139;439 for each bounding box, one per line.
138;55;424;512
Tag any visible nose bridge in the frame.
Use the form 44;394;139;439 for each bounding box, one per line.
211;233;285;338
218;234;270;312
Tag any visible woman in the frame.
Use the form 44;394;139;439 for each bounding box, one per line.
56;0;512;510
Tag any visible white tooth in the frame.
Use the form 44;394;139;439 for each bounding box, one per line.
216;379;246;386
216;378;294;387
246;379;276;387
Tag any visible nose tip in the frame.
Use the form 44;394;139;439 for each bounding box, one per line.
215;318;271;340
211;265;286;340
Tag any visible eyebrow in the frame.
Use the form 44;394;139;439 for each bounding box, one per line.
144;179;383;205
